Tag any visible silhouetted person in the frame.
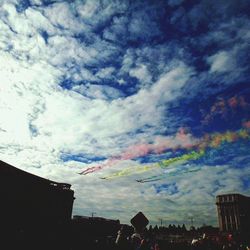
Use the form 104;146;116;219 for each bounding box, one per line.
115;226;131;250
131;232;142;250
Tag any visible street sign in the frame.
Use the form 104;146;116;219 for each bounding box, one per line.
130;212;149;230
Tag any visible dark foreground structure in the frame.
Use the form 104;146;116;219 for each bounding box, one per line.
216;194;250;235
71;215;122;250
1;160;250;250
0;160;75;250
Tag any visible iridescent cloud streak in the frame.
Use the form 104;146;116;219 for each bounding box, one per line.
136;168;201;183
101;129;249;181
202;96;248;125
79;128;198;175
101;150;205;180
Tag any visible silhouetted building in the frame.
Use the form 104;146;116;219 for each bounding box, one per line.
0;160;75;250
71;215;121;250
72;215;120;237
216;193;250;234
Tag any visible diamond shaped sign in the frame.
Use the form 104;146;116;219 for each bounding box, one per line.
130;212;149;230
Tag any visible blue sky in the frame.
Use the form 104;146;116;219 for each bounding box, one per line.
0;0;250;227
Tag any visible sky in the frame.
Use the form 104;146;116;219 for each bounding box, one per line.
0;0;250;227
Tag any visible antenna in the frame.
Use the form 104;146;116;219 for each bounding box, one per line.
190;217;194;227
158;218;163;227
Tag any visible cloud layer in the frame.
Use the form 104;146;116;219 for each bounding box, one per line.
0;0;250;226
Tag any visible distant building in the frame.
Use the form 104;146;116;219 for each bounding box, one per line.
72;215;120;237
0;160;75;249
71;215;121;249
216;193;250;234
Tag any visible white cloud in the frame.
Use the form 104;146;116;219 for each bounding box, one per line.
120;49;135;75
0;1;193;227
71;161;250;226
207;39;249;84
67;65;188;154
75;0;128;33
25;7;57;35
72;83;124;100
103;15;128;42
42;2;88;34
1;0;249;227
0;42;192;170
129;64;152;85
76;1;99;19
95;67;115;79
207;51;234;73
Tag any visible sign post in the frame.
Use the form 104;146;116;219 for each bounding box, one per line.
130;212;149;232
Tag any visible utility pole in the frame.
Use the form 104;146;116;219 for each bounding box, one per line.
190;217;194;227
91;212;96;218
159;218;163;227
